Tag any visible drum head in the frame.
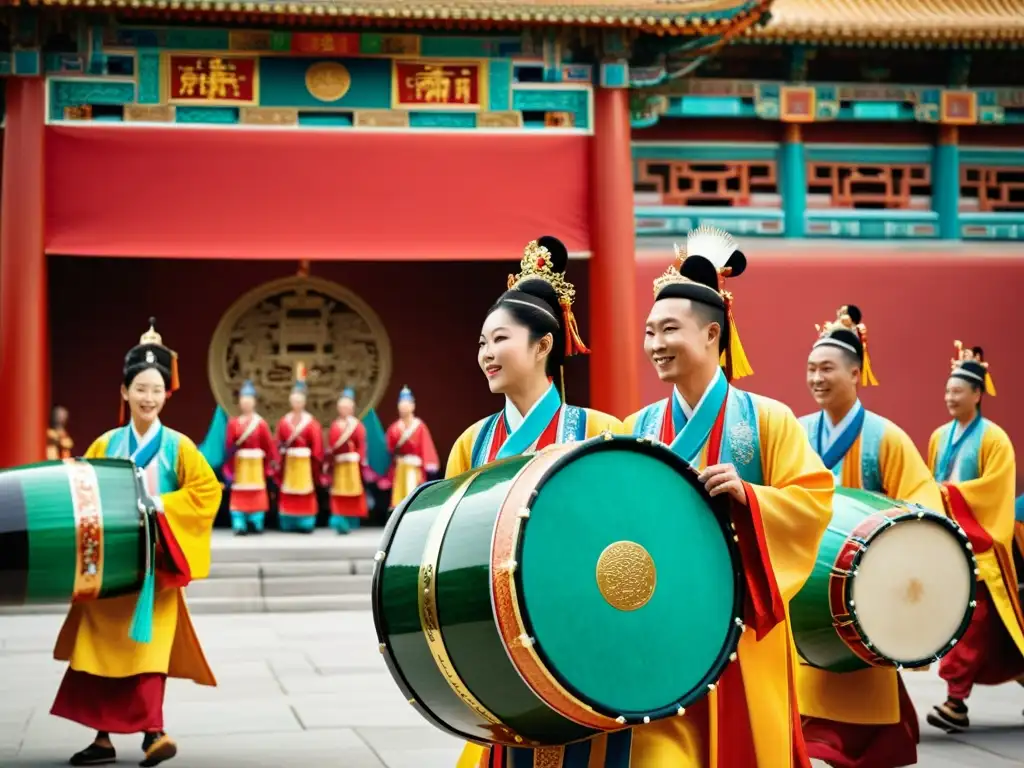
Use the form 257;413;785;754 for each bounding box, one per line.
852;516;974;665
514;439;741;721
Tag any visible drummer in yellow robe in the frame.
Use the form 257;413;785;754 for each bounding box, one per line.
925;342;1024;733
797;304;942;768
451;236;622;768
619;226;833;768
50;319;221;767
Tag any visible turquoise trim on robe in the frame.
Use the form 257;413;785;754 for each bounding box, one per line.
106;425;182;494
496;383;562;460
197;405;229;472
934;417;988;483
798;409;886;492
470;404;588;470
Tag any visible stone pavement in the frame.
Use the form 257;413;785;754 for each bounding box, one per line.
1;611;1021;767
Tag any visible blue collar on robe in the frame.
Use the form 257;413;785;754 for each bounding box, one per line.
128;420;164;469
813;401;866;471
669;368;728;465
496;382;562;461
935;413;983;483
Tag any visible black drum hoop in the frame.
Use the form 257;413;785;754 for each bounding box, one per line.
510;433;747;724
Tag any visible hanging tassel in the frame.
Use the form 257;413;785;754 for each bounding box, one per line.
129;511;157;644
561;303;590;356
860;343;880;387
984;370;997;397
118;398;127;426
169;353;180;393
726;309;754;380
559;365;567;400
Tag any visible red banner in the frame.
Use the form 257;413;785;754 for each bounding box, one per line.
393;61;483;108
167;55;257;105
291;33;360;55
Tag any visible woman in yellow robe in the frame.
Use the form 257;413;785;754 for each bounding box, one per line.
452;236;623;768
925;343;1024;733
50;319;221;767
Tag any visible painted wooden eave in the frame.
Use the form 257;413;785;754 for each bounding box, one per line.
747;0;1024;46
0;0;772;34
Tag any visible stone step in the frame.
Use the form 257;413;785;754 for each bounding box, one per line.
262;574;372;598
0;592;372;617
186;577;262;600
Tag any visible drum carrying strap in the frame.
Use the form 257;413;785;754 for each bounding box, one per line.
498;730;633;767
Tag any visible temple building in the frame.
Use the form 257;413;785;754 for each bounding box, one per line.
0;0;1021;472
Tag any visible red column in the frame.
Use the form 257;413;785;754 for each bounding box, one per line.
0;77;48;467
589;86;640;418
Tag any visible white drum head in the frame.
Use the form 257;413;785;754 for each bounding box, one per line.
851;518;973;664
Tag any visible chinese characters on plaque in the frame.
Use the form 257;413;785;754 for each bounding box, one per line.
393;61;484;108
167;55;258;104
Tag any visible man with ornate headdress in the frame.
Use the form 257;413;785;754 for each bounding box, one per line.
798;305;942;768
382;386;439;512
224;380;279;536
323;387;369;534
925;343;1024;733
274;363;324;533
618;226;834;767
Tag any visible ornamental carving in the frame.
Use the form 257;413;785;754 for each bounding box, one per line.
207;276;392;424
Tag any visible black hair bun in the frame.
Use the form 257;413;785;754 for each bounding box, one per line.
679;255;719;292
536;235;568;274
846;305;862;325
971;346;984;359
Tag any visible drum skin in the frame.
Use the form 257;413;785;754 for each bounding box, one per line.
0;458;146;606
372;435;745;748
791;487;977;673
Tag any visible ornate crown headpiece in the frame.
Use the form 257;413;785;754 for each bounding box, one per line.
120;317;180;425
950;340;996;396
813;305;878;386
508;240;577;308
140;318;163;346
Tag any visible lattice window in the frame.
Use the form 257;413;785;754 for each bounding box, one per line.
961;166;1024;212
806;163;931;210
635;160;778;207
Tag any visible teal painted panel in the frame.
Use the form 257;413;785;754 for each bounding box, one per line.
961;149;1024;167
805;210;938;239
298;112;353;127
852;102;902;120
806;146;934;164
409;112;475;128
680;96;743;117
49;79;135;121
632;143;780;162
420;37;506;57
175;106;238;123
13;50;40;76
0;54;12;76
259;57;391;109
488;59;512;111
164;28;231;50
635;206;784;237
512;88;590;129
961;213;1024;240
137;49;161;105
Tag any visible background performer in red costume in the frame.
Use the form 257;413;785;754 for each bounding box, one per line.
274;363;323;533
323;387;369;535
382;386;439;512
224;380;278;536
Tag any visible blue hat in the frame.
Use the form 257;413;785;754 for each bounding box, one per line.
239;380;257;398
339;387;355;402
398;386;414;404
292;362;308;394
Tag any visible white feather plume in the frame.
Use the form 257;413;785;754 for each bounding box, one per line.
684;225;738;270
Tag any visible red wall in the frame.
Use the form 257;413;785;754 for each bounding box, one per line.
635;248;1024;487
48;256;591;459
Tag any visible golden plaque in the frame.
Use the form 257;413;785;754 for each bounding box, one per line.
596;541;657;612
305;62;352;103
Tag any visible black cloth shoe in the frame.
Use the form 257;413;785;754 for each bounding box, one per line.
69;743;116;766
926;699;970;733
139;732;176;767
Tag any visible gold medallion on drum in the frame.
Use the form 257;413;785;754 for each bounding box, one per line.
596;541;657;612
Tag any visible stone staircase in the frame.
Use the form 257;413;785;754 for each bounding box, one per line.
0;528;381;616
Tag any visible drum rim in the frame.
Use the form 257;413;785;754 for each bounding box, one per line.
503;433;747;725
371;478;485;745
828;505;979;669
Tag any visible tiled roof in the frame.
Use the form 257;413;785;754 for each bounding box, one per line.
5;0;769;32
750;0;1024;43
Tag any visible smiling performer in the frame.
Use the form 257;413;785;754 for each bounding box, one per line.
621;226;833;767
798;305;941;768
275;363;323;533
453;235;622;768
925;343;1024;734
51;319;220;767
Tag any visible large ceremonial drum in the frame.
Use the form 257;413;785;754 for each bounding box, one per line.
0;458;152;606
791;487;977;673
372;435;745;748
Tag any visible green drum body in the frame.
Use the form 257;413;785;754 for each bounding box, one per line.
0;458;150;606
791;487;977;673
372;435;745;748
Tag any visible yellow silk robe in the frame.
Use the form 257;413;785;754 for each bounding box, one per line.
461;394;832;768
928;420;1024;660
797;416;944;725
450;406;623;768
53;431;221;687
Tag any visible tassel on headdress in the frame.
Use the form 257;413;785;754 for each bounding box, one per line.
950;341;996;396
813;304;878;387
654;226;752;381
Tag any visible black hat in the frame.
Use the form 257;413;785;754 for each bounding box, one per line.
812;305;879;386
950;341;996;396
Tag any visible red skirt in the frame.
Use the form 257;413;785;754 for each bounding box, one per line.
51;669;166;734
329;493;367;518
802;675;918;768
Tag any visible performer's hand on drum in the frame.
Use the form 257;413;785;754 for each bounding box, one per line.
698;463;748;505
